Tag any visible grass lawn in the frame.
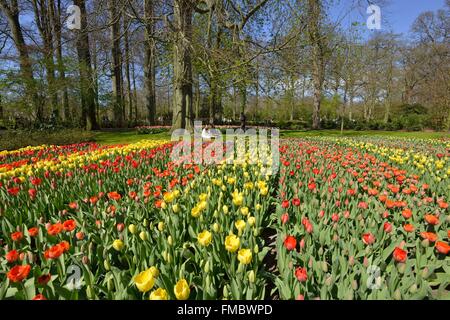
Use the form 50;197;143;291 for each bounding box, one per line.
92;129;449;146
280;129;450;139
92;130;171;145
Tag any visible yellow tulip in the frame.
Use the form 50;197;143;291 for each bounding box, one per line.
240;207;249;216
247;216;256;227
149;288;168;300
112;239;124;251
260;187;268;196
225;234;240;253
134;269;155;292
157;221;164;231
128;224;137;234
237;248;252;265
172;204;180;213
139;231;148;241
191;206;201;218
163;192;175;203
232;194;243;206
174;279;190;300
197;230;212;246
235;220;246;232
248;270;255;283
149;266;159;278
198;200;207;210
222;205;229;214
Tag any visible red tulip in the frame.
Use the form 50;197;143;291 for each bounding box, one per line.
32;294;47;300
281;213;289;225
424;214;439;225
37;274;51;285
358;201;368;209
76;232;85;240
28;188;37;199
402;208;412;219
435;241;450;255
11;231;23;242
28;227;39;237
47;223;63;236
7;187;20;196
69;202;78;210
393;247;407;263
294;267;308;282
284;236;297;251
7;264;31;283
107;191;122;201
420;232;437;242
5;250;19;263
63;220;76;232
438;201;448;209
292;198;300;207
362;233;375;245
281;200;290;209
384;222;392;233
117;223;125;232
403;224;415;233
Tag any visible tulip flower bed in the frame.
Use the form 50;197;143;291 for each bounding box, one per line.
274;138;449;300
0;139;275;300
0;136;448;300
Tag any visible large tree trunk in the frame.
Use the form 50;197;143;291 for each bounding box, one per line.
131;59;138;122
109;0;124;127
0;0;42;121
172;0;194;131
194;70;200;119
32;0;58;116
124;14;133;124
307;0;325;129
74;0;98;130
144;0;156;125
51;0;70;121
92;41;100;123
288;74;295;121
240;83;247;114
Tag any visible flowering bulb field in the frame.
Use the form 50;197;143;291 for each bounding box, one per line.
0;136;449;300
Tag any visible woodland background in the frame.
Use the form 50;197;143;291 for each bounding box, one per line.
0;0;449;132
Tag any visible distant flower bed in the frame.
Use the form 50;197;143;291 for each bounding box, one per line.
135;126;171;135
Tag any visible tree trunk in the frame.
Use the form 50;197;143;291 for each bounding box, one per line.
74;0;98;130
240;83;246;114
109;0;124;127
254;60;259;122
131;58;138;122
124;14;133;124
172;0;194;131
289;75;295;121
144;0;156;125
51;0;70;121
32;0;58;116
92;41;100;124
307;0;325;129
0;0;42;121
194;70;200;119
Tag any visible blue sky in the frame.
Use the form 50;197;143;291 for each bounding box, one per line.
330;0;447;37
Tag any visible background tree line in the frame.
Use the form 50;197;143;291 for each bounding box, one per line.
0;0;449;132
